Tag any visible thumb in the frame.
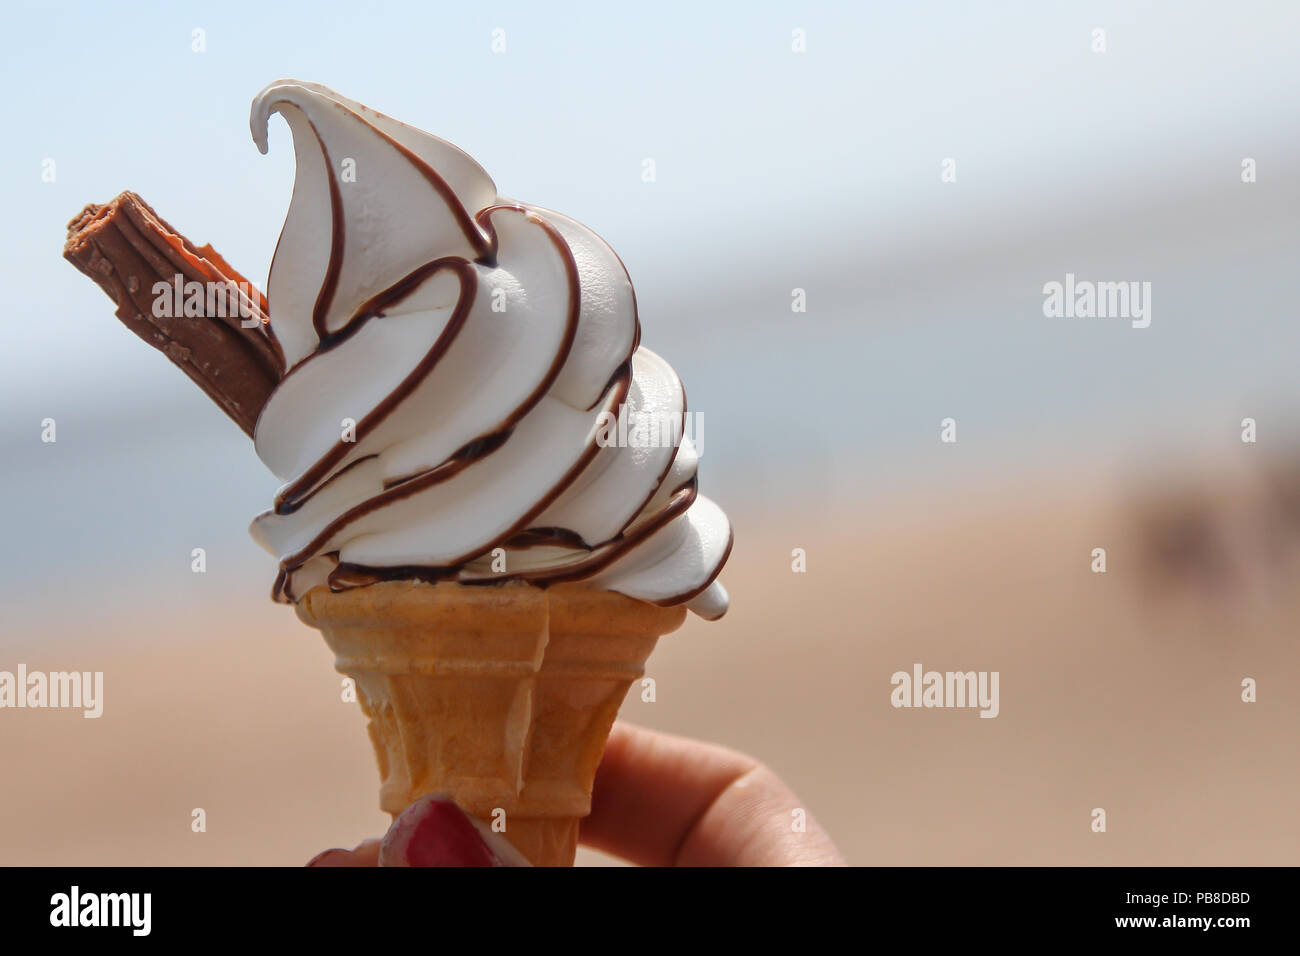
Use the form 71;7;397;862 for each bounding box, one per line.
379;794;532;867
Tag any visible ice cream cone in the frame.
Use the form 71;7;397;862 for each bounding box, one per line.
295;579;686;866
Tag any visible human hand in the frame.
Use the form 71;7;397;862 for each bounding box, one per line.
308;722;844;867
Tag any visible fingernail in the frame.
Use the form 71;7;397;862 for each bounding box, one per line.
380;795;500;867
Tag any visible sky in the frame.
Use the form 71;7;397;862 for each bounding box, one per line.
3;0;1299;619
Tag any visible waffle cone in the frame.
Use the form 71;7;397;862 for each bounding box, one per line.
295;579;687;866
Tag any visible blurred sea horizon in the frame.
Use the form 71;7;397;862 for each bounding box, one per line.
6;0;1300;627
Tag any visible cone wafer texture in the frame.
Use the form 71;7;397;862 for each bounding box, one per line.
296;579;685;866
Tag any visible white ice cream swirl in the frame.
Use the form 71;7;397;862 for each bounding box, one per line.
247;81;730;619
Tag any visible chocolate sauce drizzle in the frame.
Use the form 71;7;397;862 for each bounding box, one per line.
323;478;705;600
264;111;658;603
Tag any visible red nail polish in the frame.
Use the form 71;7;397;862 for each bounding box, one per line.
407;801;497;867
382;796;499;867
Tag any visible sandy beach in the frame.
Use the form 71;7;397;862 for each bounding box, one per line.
2;465;1296;867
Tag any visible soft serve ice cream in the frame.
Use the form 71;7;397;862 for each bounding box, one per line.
246;81;731;619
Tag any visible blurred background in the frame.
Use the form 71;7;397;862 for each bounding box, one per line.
2;0;1298;864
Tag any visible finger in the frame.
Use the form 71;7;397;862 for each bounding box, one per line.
306;838;380;867
580;722;845;867
350;838;381;866
379;793;530;866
